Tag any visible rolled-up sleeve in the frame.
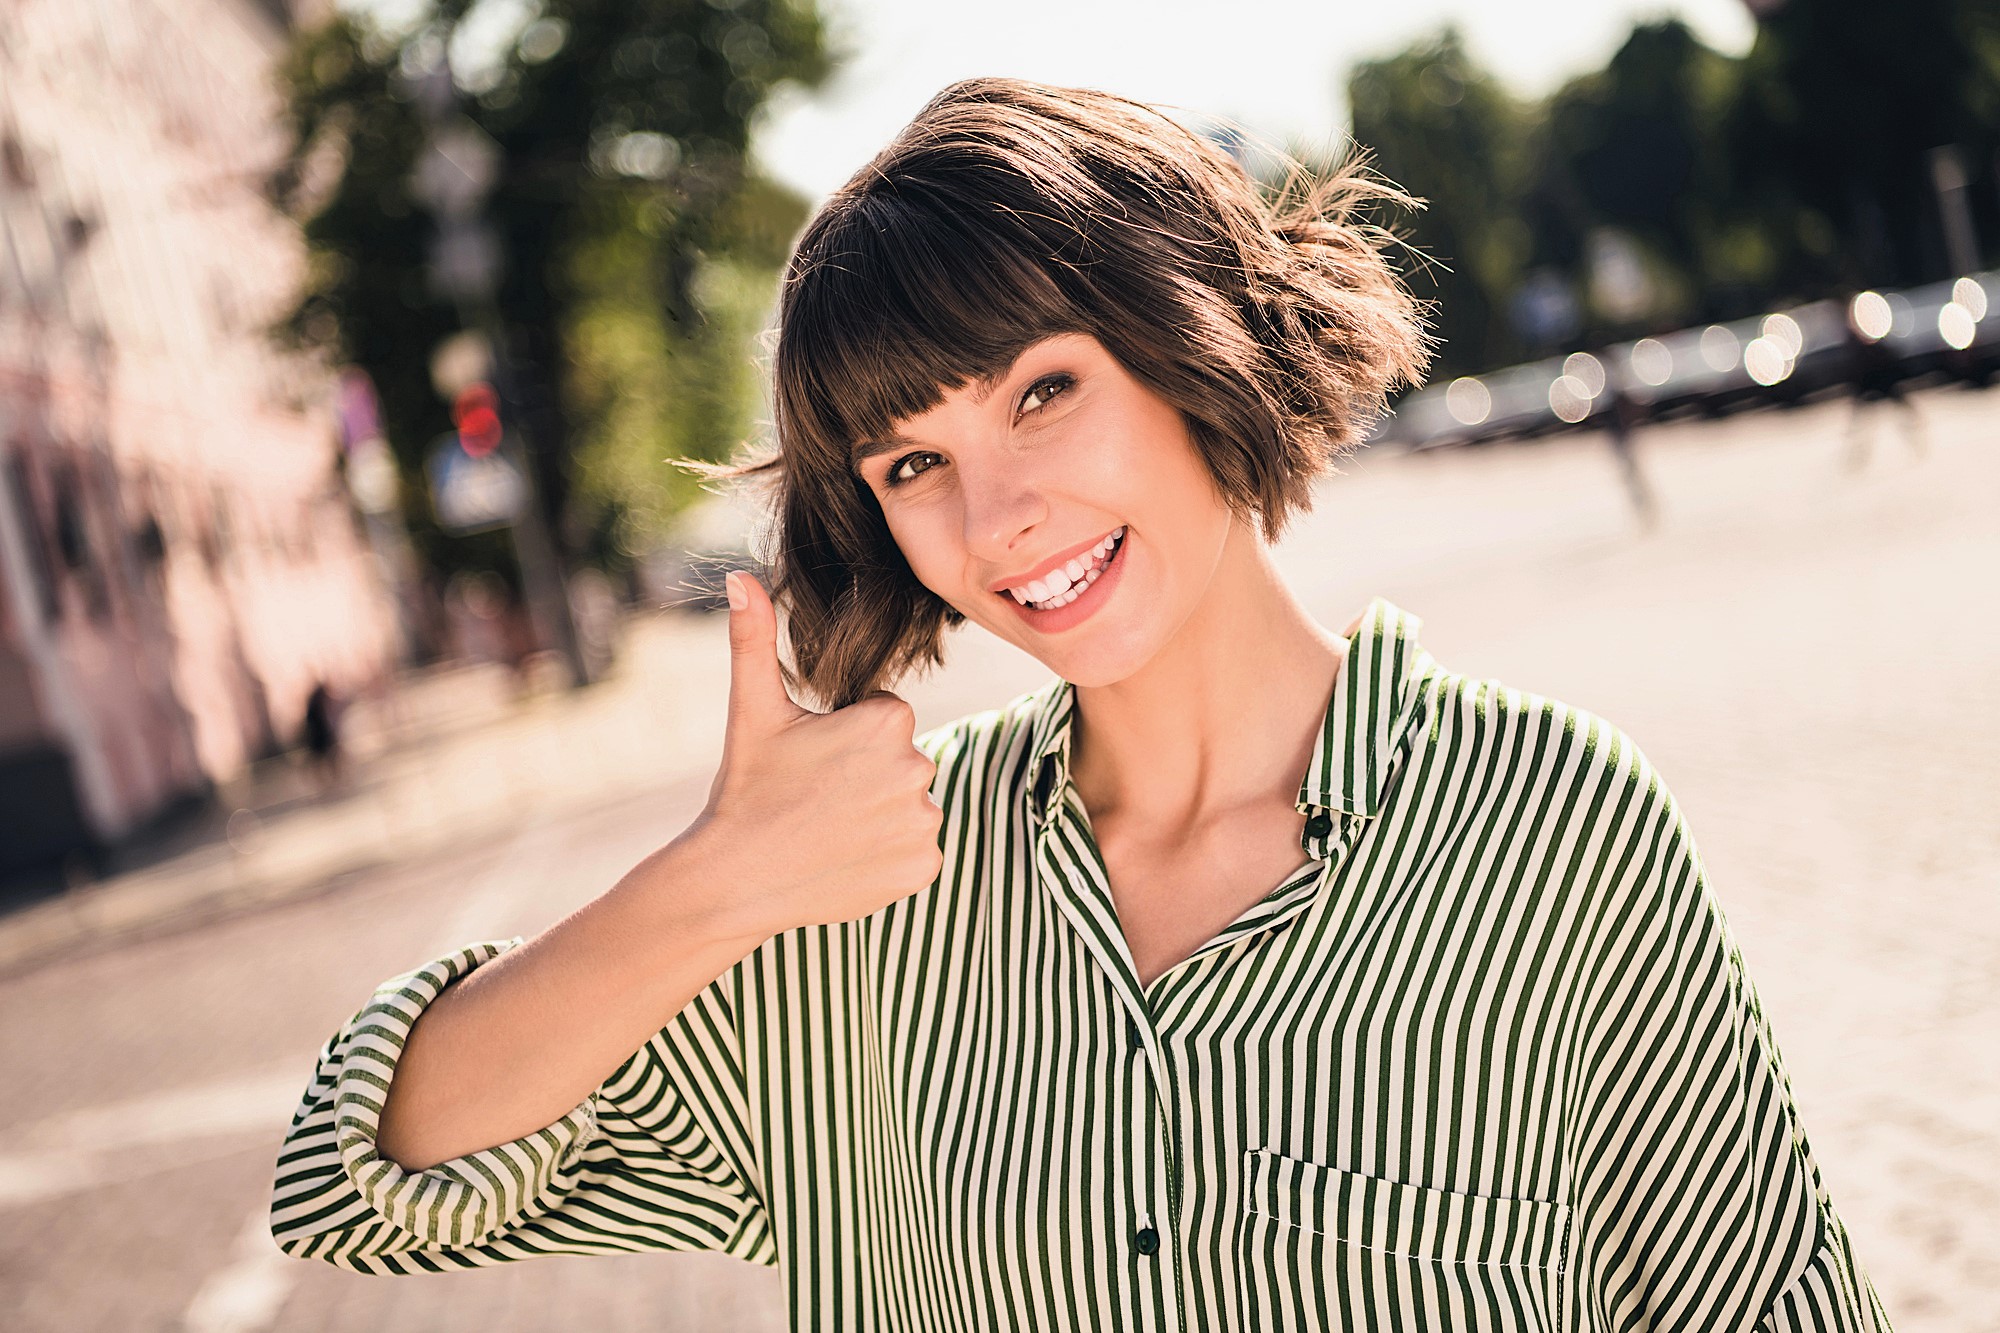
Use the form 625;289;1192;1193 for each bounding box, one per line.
1757;1205;1897;1332
1565;746;1892;1332
270;940;773;1273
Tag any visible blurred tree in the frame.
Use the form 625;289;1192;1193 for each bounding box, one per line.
268;0;830;600
1726;0;1999;293
1523;20;1743;337
564;169;807;565
1347;3;2000;379
1347;27;1535;378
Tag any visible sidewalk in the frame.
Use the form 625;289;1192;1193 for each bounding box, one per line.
0;607;737;980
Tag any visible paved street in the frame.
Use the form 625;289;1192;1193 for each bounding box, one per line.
1;384;1995;1331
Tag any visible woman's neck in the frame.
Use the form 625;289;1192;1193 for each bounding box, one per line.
1066;520;1349;832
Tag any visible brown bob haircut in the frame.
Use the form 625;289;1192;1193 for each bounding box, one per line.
684;76;1432;711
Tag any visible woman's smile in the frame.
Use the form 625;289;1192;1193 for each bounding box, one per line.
999;524;1130;631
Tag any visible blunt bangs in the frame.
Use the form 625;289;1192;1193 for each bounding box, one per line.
779;186;1091;474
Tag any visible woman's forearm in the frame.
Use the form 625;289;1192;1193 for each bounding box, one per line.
374;820;768;1172
375;570;943;1172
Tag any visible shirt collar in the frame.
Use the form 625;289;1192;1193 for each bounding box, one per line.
1024;596;1433;835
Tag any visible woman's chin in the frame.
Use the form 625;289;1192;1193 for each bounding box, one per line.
962;556;1163;683
1029;624;1160;689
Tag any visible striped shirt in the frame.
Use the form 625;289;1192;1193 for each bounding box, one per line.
271;596;1893;1331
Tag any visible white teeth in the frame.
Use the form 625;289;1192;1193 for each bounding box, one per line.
1004;526;1127;610
1021;526;1123;610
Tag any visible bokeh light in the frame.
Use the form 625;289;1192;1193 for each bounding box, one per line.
1699;324;1740;373
1629;338;1673;387
1562;351;1606;398
1760;312;1803;360
1939;302;1977;351
1887;292;1916;338
1952;276;1989;322
1445;376;1493;426
1850;291;1893;342
1548;374;1593;423
1743;337;1792;386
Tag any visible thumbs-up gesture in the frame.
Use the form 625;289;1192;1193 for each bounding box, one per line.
686;570;945;942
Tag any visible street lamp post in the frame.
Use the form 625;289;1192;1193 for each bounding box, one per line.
407;49;592;690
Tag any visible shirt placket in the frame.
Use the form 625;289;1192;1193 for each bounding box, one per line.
1034;761;1369;1332
1034;796;1183;1331
1140;804;1367;1326
1121;998;1183;1332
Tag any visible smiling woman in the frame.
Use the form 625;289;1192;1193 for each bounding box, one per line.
679;76;1431;712
271;75;1894;1333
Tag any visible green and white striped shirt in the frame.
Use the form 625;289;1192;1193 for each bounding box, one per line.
272;596;1892;1331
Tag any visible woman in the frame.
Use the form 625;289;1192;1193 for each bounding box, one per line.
271;78;1891;1331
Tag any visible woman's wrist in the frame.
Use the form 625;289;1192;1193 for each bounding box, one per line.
622;815;784;963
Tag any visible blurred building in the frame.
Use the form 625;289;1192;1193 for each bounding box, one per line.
0;0;393;885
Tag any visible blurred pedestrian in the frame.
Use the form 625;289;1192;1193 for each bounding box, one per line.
1601;367;1659;531
1842;292;1927;472
500;590;541;696
567;565;622;682
443;569;509;665
299;679;344;791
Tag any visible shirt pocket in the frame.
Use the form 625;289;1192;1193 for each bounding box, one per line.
1236;1148;1570;1333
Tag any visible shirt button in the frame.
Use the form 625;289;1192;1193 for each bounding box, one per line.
1135;1225;1160;1256
1305;812;1334;839
1127;1016;1144;1050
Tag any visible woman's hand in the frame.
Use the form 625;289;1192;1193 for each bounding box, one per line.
682;570;945;946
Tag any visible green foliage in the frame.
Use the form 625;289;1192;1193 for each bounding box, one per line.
1349;2;2000;375
1527;20;1738;327
1726;0;2000;293
563;181;804;559
1348;27;1534;379
267;0;831;586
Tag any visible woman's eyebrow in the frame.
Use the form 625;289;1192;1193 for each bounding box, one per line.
847;360;1026;472
851;433;922;471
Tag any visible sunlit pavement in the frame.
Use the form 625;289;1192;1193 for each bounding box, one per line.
0;610;734;978
0;384;1993;1331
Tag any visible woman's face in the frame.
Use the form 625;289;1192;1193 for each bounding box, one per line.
853;332;1239;686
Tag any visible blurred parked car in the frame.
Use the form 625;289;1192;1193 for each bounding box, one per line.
1881;274;2000;384
1371;271;1998;452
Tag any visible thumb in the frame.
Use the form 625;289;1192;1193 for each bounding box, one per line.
724;569;800;728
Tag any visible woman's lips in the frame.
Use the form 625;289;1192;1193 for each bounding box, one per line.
1000;525;1128;632
989;526;1122;599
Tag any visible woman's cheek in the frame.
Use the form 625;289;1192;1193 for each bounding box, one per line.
1059;437;1140;510
902;520;975;607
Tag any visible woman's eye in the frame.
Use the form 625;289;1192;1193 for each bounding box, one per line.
881;373;1074;490
1019;372;1074;415
886;452;940;487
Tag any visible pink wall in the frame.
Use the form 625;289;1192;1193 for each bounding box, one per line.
0;0;397;844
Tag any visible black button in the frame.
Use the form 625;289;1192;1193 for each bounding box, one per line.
1305;812;1334;839
1135;1226;1160;1256
1127;1016;1144;1049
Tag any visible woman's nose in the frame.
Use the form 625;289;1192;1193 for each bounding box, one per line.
959;462;1049;561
